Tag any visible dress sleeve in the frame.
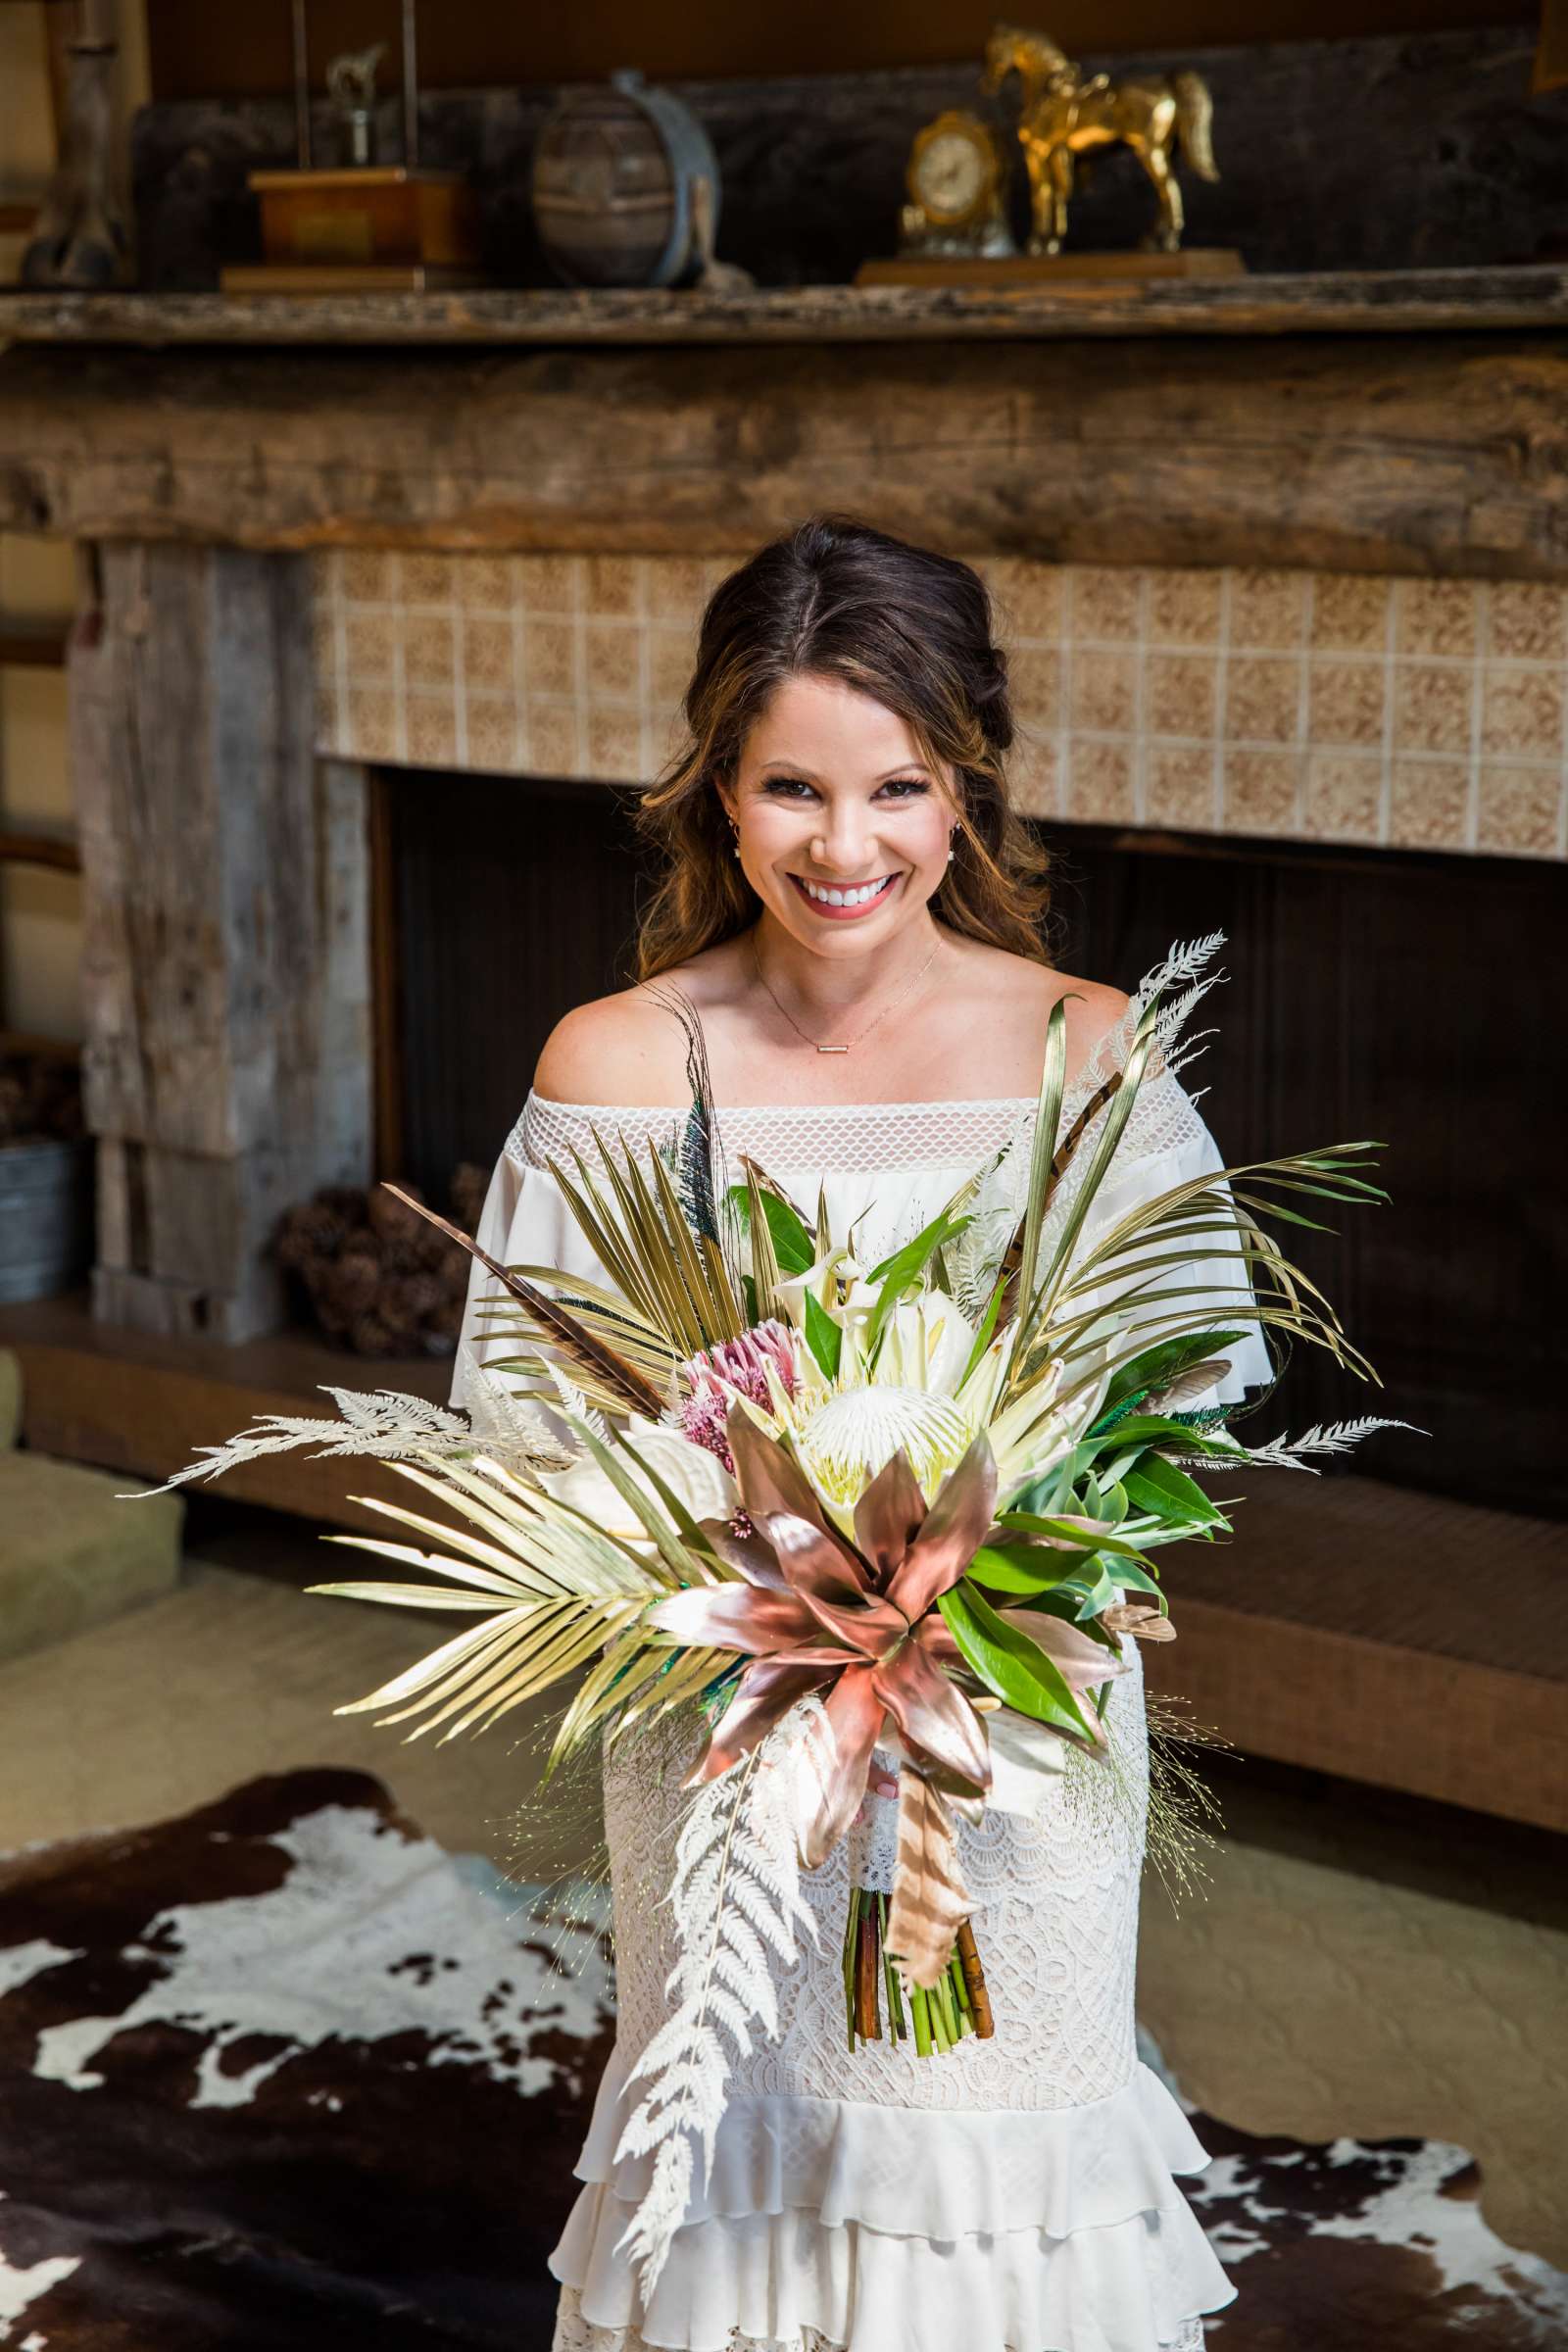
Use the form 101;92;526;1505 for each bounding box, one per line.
447;1100;616;1413
1069;1080;1273;1410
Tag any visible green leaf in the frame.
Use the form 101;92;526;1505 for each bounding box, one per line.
1086;1413;1241;1456
804;1290;842;1380
864;1207;974;1354
1068;1559;1123;1621
1095;1328;1250;1423
1101;1557;1166;1603
997;1510;1154;1563
966;1542;1085;1594
728;1180;816;1277
956;1269;1005;1393
1122;1452;1228;1531
937;1584;1097;1738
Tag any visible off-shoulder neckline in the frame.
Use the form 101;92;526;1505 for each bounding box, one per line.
525;1088;1041;1115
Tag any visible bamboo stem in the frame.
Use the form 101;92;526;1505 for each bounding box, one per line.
842;1885;861;2050
877;1891;906;2039
956;1916;995;2038
856;1892;880;2041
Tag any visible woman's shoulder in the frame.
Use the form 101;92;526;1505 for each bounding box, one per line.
946;937;1132;1080
531;978;701;1109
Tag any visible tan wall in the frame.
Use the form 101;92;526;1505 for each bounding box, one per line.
0;0;146;1044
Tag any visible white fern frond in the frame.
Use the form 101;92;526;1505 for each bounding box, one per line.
118;1378;568;1500
1209;1415;1423;1472
611;1698;825;2305
463;1364;576;1470
542;1355;613;1447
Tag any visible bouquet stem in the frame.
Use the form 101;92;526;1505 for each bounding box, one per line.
844;1881;994;2054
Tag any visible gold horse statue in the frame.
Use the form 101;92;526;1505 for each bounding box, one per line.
982;24;1218;256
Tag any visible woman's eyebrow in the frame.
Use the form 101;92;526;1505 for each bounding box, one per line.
753;761;930;782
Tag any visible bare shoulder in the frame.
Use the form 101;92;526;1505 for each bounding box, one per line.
947;937;1130;1083
532;983;697;1107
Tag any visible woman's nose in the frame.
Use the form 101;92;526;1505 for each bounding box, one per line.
810;815;873;872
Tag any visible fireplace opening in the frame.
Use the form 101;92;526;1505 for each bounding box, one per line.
1040;820;1566;1523
370;766;655;1200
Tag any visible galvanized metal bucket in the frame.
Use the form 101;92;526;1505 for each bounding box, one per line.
0;1138;93;1303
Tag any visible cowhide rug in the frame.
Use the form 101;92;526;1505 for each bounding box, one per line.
0;1768;1561;2351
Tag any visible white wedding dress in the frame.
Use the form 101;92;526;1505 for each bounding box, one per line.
449;1001;1271;2352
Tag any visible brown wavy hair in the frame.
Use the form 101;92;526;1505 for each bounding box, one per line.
633;514;1052;980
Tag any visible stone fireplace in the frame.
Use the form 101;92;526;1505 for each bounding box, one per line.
1;304;1563;1822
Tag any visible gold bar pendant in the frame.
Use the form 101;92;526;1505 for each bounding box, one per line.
817;1044;850;1053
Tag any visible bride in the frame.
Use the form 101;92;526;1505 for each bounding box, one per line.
451;514;1270;2352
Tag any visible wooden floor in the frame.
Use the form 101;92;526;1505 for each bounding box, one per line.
4;1289;1564;1831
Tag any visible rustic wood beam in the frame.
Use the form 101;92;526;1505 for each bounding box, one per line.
4;332;1567;577
72;547;372;1341
5;271;1568;347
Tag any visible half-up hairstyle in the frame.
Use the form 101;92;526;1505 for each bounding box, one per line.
633;514;1052;979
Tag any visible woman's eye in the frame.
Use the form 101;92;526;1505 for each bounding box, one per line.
759;776;929;801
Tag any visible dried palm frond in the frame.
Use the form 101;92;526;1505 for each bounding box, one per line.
300;1421;737;1754
380;1184;669;1420
1036;1147;1388;1414
473;1275;680;1401
884;1764;973;1990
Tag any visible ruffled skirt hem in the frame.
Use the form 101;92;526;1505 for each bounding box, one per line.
546;2046;1235;2352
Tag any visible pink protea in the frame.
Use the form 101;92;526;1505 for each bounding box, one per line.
679;1319;799;1470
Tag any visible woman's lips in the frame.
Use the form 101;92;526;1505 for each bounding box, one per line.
785;871;901;920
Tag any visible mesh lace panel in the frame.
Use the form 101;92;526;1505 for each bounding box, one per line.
512;1054;1205;1184
515;1092;1042;1175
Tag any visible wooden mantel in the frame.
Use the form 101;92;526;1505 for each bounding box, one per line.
5;266;1568;347
2;294;1568;574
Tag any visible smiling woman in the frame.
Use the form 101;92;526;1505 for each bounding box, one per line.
534;515;1126;1110
453;515;1272;2352
636;514;1050;962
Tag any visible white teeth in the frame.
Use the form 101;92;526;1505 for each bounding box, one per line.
799;876;891;906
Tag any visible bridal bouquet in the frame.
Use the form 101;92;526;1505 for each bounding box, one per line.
145;936;1404;2298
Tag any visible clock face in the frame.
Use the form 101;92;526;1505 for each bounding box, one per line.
913;126;990;223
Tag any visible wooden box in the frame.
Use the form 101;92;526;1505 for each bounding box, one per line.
250;167;479;270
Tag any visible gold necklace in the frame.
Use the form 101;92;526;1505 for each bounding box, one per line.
750;930;943;1054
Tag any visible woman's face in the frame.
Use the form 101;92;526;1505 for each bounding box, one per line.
719;673;956;955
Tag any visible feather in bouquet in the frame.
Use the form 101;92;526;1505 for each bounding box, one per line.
141;935;1410;2303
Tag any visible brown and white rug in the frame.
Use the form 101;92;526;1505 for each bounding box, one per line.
0;1768;1561;2350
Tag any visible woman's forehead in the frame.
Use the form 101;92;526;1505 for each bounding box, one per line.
744;674;929;772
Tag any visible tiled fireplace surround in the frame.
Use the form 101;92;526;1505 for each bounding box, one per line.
315;549;1568;860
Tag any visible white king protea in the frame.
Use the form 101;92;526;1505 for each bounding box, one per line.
793;1382;977;1510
